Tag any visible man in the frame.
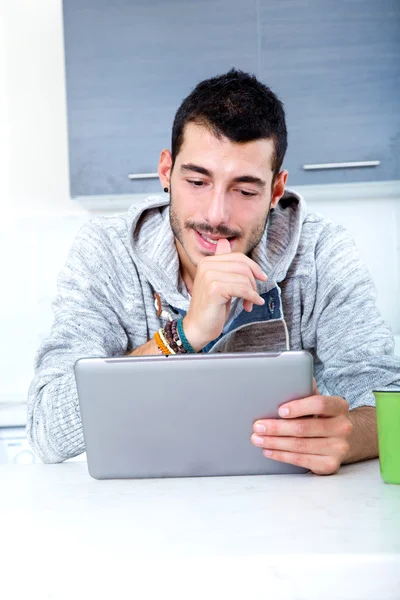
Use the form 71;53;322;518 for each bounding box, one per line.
27;69;400;473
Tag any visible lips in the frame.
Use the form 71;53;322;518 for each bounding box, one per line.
194;229;234;251
199;232;224;245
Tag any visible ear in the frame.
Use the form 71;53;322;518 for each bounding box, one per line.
271;170;288;209
158;149;173;190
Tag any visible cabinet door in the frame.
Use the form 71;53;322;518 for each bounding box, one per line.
63;0;258;198
259;0;400;185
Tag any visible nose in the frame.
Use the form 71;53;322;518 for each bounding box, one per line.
204;188;230;228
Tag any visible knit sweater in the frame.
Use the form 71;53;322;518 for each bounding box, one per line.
26;189;400;463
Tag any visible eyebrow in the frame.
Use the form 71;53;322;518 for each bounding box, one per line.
180;163;266;188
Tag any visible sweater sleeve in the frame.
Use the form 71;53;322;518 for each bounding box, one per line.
26;220;128;463
305;222;400;409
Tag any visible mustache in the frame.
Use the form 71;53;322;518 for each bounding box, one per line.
186;221;242;239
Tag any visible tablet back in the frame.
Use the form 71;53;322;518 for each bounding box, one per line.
75;351;313;479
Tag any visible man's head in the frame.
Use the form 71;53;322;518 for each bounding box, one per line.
158;68;288;277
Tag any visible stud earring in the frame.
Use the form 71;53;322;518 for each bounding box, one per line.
163;187;169;193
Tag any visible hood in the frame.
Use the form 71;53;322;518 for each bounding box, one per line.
126;188;308;313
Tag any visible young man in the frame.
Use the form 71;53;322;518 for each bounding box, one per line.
27;69;400;473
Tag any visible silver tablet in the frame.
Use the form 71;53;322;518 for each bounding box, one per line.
74;351;313;479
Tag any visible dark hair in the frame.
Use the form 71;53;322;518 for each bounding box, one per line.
171;68;287;178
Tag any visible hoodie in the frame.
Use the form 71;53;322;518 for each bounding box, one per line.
26;189;400;463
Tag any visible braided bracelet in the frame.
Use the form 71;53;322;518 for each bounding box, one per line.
158;327;176;355
154;330;173;355
177;318;196;353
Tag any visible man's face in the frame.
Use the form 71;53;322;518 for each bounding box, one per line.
167;122;280;269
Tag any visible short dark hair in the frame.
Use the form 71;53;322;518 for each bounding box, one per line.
171;68;287;178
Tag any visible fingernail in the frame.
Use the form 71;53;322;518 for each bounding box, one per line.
254;423;266;433
263;449;273;457
262;271;268;279
252;435;264;446
279;407;289;417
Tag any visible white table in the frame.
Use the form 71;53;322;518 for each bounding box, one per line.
1;459;399;600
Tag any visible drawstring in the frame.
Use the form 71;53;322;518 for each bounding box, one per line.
154;293;174;321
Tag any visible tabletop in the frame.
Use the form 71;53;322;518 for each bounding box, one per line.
1;458;399;600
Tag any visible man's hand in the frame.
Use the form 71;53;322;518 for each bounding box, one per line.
183;238;267;351
251;379;353;475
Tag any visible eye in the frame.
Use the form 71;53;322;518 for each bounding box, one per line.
238;190;258;197
187;180;205;187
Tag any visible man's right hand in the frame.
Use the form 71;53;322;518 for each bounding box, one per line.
182;238;268;352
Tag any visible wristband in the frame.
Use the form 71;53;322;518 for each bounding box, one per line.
177;318;196;353
154;330;173;355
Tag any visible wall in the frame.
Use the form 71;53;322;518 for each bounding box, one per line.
2;0;85;218
1;0;85;408
0;1;399;411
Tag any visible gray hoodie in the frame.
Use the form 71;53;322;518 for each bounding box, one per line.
27;189;400;463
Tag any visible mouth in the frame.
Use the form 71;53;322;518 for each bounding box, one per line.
194;229;235;251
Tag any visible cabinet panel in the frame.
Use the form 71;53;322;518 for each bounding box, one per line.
259;0;400;185
63;0;259;197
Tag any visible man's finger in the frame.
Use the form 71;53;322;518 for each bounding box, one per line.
261;449;340;476
251;433;350;458
253;415;351;438
277;395;349;419
215;238;231;255
204;250;267;282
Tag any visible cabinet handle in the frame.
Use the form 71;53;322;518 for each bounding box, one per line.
128;172;159;180
303;161;380;171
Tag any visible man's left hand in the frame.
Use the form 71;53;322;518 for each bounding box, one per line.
251;380;353;475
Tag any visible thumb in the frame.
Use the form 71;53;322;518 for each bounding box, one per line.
215;238;231;256
313;377;319;395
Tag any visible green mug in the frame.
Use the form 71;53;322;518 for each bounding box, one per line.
373;390;400;485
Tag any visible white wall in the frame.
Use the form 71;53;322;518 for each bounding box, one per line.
0;0;87;406
0;1;399;409
2;0;86;217
0;10;11;228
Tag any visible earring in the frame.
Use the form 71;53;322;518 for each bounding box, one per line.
163;187;169;193
270;208;275;214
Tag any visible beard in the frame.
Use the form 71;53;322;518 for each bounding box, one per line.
169;187;270;268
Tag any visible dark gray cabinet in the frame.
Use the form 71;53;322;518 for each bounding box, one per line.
63;0;259;197
259;0;400;185
63;0;400;198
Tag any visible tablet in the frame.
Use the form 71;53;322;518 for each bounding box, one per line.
74;351;313;479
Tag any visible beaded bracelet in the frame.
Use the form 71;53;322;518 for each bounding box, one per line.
171;319;185;352
164;319;185;354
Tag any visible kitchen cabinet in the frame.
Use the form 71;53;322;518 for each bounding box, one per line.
258;0;400;185
63;0;259;197
63;0;400;198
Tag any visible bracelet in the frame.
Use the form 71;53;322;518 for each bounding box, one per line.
154;330;173;355
177;318;196;353
164;319;185;354
158;327;176;355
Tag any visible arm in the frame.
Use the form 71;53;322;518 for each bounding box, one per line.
345;406;378;464
311;223;399;464
27;221;129;464
251;224;398;474
126;339;159;356
310;222;400;411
